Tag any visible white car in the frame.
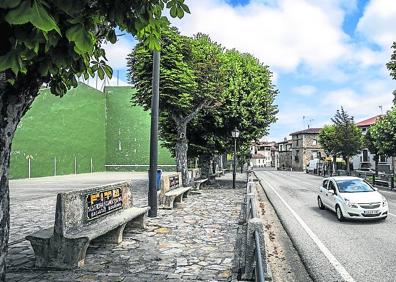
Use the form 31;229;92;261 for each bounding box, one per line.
306;159;322;173
317;176;388;221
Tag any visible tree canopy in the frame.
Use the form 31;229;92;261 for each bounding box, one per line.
318;124;337;156
319;108;362;172
186;49;278;159
0;0;189;95
370;109;396;158
387;42;396;80
128;26;225;185
128;27;278;180
331;107;362;159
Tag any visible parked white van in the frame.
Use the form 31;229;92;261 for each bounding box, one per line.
306;159;322;173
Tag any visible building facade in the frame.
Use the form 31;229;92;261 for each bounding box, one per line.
290;128;325;171
277;138;292;170
250;141;277;168
352;115;392;172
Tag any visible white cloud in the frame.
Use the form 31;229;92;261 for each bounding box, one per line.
292;85;317;96
321;85;393;119
357;0;396;49
173;0;349;72
102;37;136;70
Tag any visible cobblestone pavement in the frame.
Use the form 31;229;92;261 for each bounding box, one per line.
6;173;245;281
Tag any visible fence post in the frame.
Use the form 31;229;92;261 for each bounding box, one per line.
391;175;394;190
244;218;267;280
373;175;376;186
90;157;93;173
54;157;57;176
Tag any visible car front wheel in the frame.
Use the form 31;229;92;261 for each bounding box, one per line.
318;197;325;210
336;205;344;222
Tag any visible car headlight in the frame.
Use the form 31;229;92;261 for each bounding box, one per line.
382;196;388;207
344;198;358;208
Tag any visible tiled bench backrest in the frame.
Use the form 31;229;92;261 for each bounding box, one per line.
54;181;133;236
160;173;182;194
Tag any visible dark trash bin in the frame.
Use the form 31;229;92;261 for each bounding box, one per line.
147;169;163;191
156;169;162;191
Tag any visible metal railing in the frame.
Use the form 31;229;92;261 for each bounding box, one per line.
244;170;267;281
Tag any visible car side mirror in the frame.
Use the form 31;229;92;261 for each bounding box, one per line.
373;187;378;191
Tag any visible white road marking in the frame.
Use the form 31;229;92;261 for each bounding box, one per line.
259;175;356;282
389;213;396;217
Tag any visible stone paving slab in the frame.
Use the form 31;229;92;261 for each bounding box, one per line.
6;173;245;281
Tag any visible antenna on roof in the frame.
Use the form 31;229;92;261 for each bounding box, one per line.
307;118;314;129
379;105;383;114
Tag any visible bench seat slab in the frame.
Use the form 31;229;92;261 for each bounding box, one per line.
159;187;192;209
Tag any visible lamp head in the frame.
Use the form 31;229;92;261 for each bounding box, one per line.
232;127;240;138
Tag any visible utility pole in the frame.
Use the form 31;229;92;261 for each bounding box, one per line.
148;51;160;217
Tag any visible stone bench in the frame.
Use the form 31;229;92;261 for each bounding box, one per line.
26;181;149;269
188;168;208;190
159;173;192;209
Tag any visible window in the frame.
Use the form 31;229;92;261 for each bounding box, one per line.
379;155;386;163
362;149;368;162
322;180;328;188
328;181;337;193
312;139;317;146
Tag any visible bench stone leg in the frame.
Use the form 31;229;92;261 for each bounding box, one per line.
174;194;183;204
43;238;90;268
53;237;90;268
26;235;51;268
127;213;147;229
95;223;127;244
182;191;189;199
160;196;176;209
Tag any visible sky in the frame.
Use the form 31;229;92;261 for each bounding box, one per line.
100;0;396;142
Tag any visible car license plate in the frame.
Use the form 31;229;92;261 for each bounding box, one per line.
363;210;379;215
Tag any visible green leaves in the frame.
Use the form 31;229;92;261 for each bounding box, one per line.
5;0;61;34
0;50;24;75
371;109;396;157
0;0;21;8
2;0;189;96
66;24;95;54
387;42;396;80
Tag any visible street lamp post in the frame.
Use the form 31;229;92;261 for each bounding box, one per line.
148;51;160;217
232;127;240;189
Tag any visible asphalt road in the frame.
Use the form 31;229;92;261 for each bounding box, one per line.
255;170;396;282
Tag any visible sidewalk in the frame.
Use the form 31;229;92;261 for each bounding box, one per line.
6;173;245;281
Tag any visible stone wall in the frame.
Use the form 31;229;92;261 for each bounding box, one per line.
278;151;292;170
291;133;324;171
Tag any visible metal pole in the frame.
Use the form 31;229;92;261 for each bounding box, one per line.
233;137;236;189
28;158;31;179
148;51;160;217
90;157;93;173
54;157;57;176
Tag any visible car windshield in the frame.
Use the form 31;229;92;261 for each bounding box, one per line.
336;179;375;193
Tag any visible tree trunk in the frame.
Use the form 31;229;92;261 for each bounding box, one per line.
175;121;189;186
0;78;39;280
374;155;379;177
345;157;350;175
332;155;336;176
199;154;211;179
